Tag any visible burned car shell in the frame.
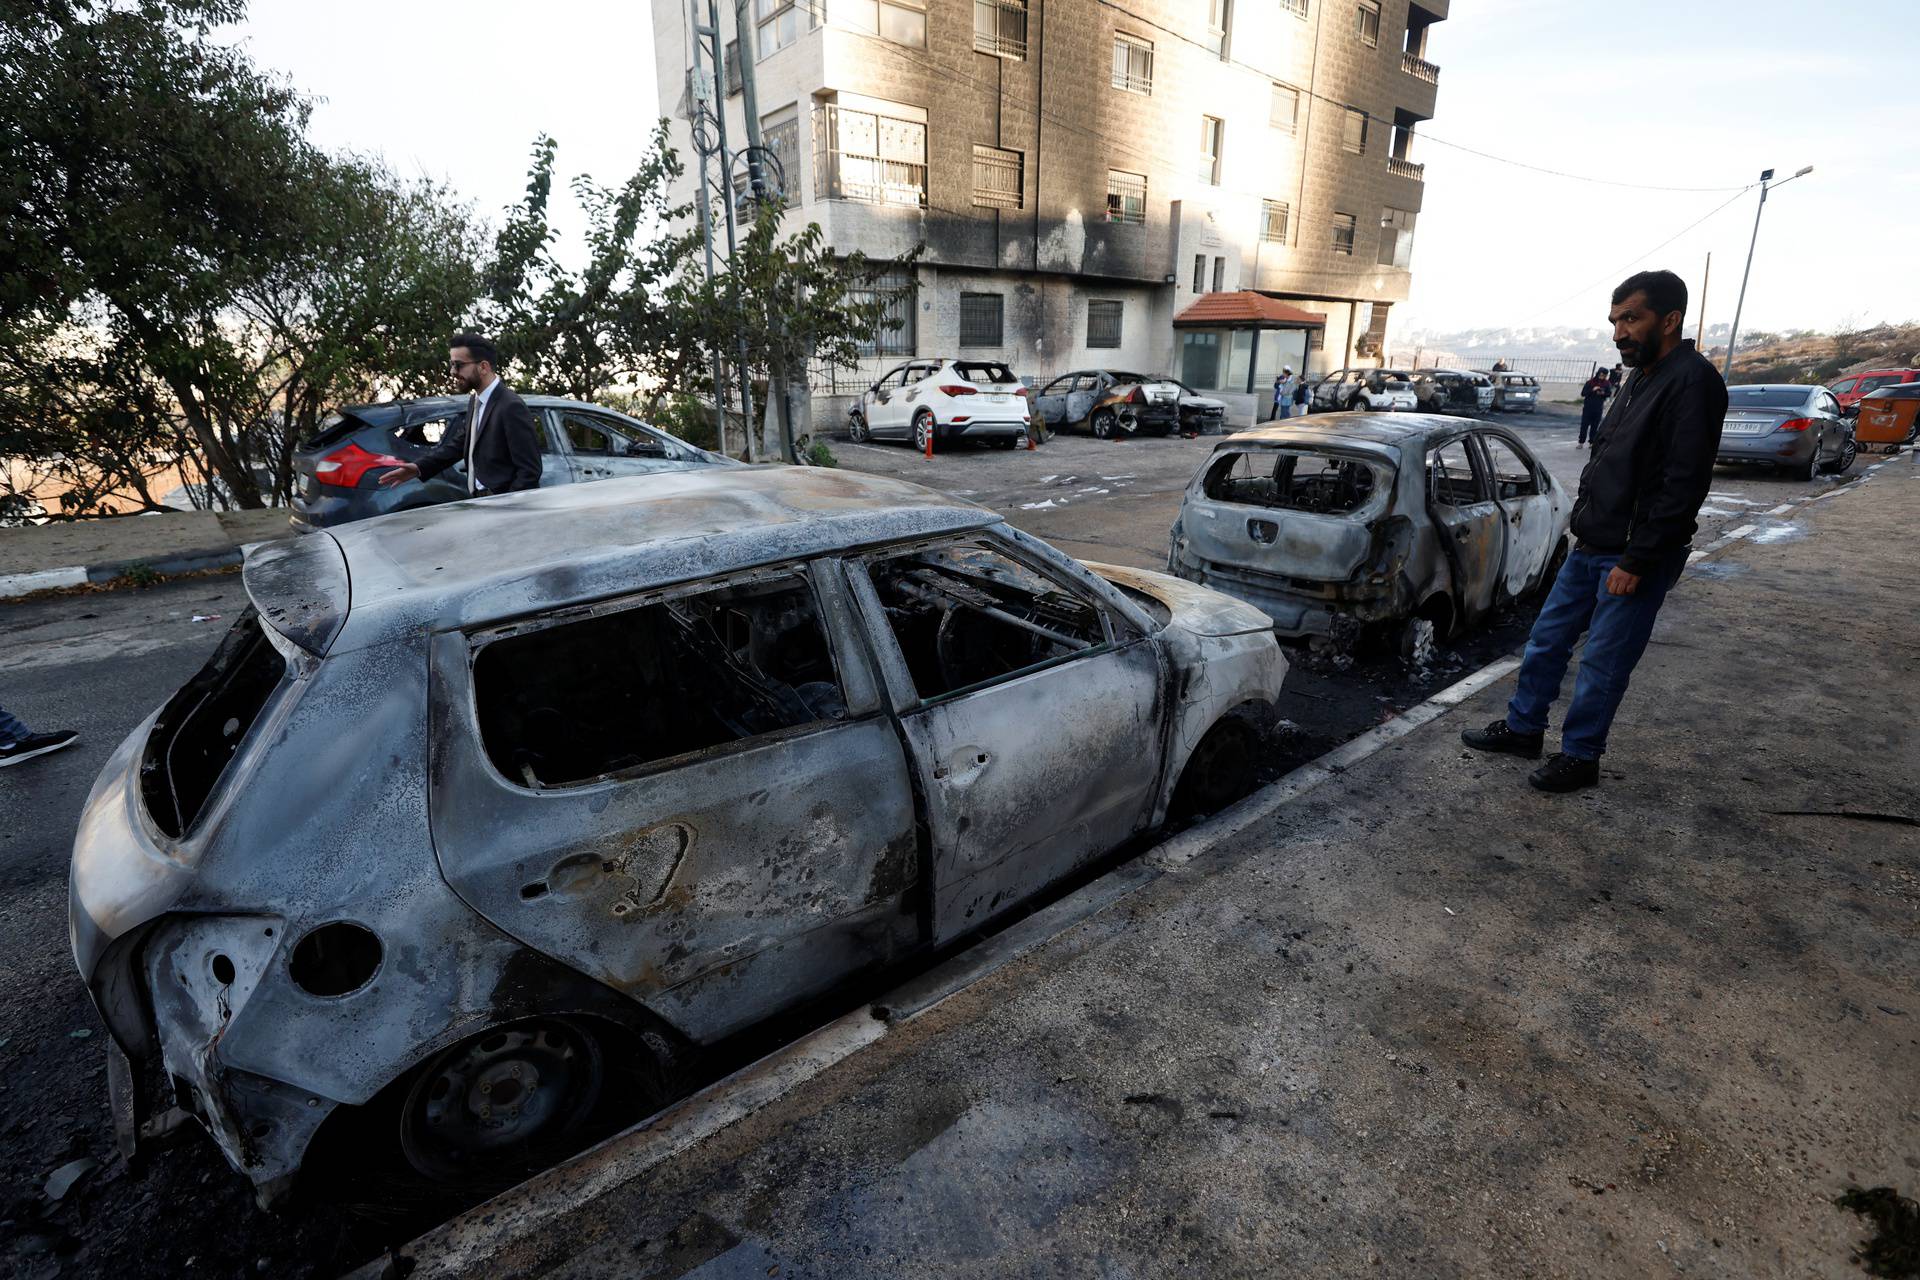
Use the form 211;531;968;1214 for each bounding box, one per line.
1165;415;1571;641
1034;370;1184;439
70;468;1283;1205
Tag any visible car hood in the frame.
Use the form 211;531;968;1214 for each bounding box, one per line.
1180;394;1227;409
1084;562;1274;636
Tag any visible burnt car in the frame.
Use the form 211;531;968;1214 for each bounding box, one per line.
1412;369;1495;414
1033;369;1185;439
1168;379;1229;435
1167;415;1571;654
71;468;1285;1205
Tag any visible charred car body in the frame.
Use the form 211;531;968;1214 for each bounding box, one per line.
70;468;1285;1205
1412;370;1495;414
1033;369;1185;439
1167;415;1571;651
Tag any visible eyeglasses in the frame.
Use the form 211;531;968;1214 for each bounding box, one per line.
448;358;480;372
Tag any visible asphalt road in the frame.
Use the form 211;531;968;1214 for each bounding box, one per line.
0;404;1877;1277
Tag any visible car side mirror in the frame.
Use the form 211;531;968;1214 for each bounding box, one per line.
626;439;669;458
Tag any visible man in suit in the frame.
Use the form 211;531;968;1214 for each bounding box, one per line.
378;333;541;496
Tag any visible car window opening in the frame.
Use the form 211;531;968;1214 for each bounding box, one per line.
868;544;1105;701
473;574;846;788
1204;450;1383;515
141;609;288;838
953;361;1019;385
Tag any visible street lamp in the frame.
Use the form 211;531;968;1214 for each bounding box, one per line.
1723;165;1814;376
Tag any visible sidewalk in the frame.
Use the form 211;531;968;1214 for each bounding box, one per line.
387;462;1917;1279
0;507;293;598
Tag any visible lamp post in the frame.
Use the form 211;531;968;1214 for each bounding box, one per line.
1723;165;1813;376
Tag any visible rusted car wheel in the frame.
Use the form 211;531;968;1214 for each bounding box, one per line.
399;1016;607;1184
1091;409;1118;440
1171;714;1259;821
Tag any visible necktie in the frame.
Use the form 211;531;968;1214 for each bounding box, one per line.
464;391;480;495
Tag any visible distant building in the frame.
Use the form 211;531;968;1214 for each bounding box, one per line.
653;0;1445;409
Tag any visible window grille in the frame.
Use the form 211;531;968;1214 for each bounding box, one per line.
815;103;927;206
1331;212;1357;255
1087;300;1123;349
1279;0;1308;17
971;144;1024;210
851;265;916;356
1342;108;1368;154
1356;0;1380;46
1111;33;1153;93
973;0;1027;58
959;293;1004;347
1270;83;1299;133
1105;169;1147;224
1199;115;1224;185
1260;199;1290;244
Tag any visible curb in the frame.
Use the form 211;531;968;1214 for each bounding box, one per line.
0;544;250;602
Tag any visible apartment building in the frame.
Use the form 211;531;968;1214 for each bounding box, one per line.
652;0;1446;408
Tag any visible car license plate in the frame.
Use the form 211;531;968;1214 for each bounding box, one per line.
1722;420;1769;435
1153;392;1176;402
989;394;1008;403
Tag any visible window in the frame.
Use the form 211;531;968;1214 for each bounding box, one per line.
974;0;1027;58
1111;33;1153;94
558;411;616;455
953;360;1020;385
725;39;743;95
1260;199;1290;244
959;292;1004;347
816;101;927;206
1331;212;1356;255
1279;0;1308;16
1205;0;1231;57
1427;440;1484;506
1087;300;1123;349
1202;449;1387;514
864;542;1108;702
1479;436;1541;499
1378;206;1415;268
1105;169;1147;224
850;264;916;356
1199;115;1224;185
1211;257;1225;293
1356;0;1380;46
826;0;926;47
472;571;847;789
756;0;806;58
1270;83;1299;133
739;106;800;207
1342;108;1368;154
971;144;1024;210
1192;254;1206;294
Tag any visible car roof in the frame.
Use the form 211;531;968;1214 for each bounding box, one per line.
316;467;1000;652
1728;383;1818;392
1220;413;1488;455
336;393;634;426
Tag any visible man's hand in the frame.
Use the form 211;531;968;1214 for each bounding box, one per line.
1605;566;1641;596
376;462;420;487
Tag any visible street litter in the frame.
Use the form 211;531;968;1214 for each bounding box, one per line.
45;1157;99;1202
190;613;222;622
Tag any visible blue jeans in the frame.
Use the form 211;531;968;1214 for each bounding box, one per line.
1506;547;1686;760
1274;401;1292;420
0;703;30;745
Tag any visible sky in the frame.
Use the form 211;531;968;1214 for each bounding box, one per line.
235;0;1916;337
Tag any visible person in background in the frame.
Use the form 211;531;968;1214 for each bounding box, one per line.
378;332;541;496
1608;363;1624;397
1273;368;1296;420
1578;367;1612;447
1462;269;1725;793
0;702;77;767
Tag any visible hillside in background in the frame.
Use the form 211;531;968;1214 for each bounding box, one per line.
1713;323;1920;384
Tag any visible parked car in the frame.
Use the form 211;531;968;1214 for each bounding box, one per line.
1167;414;1571;655
1716;384;1855;479
1309;368;1419;413
1828;369;1920;416
1477;371;1540;412
290;396;730;529
847;358;1031;451
1412;369;1495;414
1853;384;1920;453
1032;369;1184;439
70;467;1285;1206
1167;379;1229;435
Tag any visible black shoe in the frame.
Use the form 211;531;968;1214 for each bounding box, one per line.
1461;720;1543;759
1529;753;1600;793
0;730;78;767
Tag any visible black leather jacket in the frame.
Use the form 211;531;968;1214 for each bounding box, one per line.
1569;339;1727;575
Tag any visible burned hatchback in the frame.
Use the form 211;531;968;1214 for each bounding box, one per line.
70;468;1285;1205
1167;416;1571;654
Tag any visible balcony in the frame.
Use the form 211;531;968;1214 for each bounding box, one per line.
1387;156;1425;181
1401;51;1440;83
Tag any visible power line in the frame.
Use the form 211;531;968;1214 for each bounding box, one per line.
1517;187;1753;324
1415;133;1754;193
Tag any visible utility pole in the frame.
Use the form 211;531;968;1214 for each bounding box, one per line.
1724;165;1813;377
685;0;759;461
730;0;799;463
1696;251;1710;349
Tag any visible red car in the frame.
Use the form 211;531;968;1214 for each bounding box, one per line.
1829;369;1920;416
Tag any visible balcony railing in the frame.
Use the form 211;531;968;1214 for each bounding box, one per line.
1387;156;1425;181
1401;51;1440;83
814;104;928;208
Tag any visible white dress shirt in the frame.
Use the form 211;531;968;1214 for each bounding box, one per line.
466;376;499;493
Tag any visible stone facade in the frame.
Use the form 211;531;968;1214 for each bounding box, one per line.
653;0;1446;397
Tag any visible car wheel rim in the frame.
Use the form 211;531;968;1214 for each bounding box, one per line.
915;418;931;450
400;1018;604;1181
1093;414;1111;439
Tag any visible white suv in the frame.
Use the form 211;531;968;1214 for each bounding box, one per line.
849;359;1032;451
1309;368;1419;413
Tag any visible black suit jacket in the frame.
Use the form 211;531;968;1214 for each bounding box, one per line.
415;381;543;493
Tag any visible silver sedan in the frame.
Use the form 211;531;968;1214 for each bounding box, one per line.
1716;383;1856;479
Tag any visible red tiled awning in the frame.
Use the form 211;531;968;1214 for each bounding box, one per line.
1172;291;1328;328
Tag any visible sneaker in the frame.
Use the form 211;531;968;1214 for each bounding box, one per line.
1460;720;1543;759
1529;752;1600;793
0;730;79;768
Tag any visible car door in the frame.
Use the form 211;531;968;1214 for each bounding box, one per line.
427;561;923;1043
867;364;910;437
1426;436;1504;623
527;409;574;487
847;533;1163;944
1034;374;1075;427
552;409;624;483
1475;431;1555;599
582;411;701;479
1068;373;1103;428
1819;390;1850;453
897;362;940;427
